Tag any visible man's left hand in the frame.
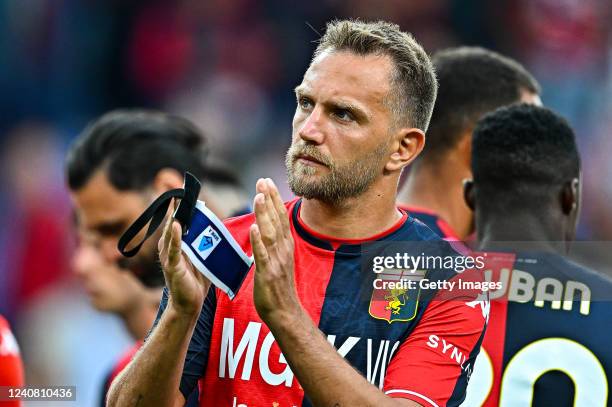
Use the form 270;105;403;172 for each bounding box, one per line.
250;178;301;324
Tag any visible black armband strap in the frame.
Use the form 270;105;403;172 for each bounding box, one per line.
117;172;252;299
118;172;201;257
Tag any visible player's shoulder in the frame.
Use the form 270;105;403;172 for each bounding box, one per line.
516;252;612;300
552;254;612;287
409;217;443;242
395;207;443;243
391;209;469;267
398;203;460;240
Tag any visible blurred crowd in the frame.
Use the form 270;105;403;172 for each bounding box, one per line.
0;0;610;405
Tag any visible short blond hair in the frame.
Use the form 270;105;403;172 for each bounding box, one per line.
314;19;437;131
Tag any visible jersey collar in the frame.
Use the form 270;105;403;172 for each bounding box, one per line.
290;199;409;253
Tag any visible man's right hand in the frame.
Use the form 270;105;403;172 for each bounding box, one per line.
158;207;211;317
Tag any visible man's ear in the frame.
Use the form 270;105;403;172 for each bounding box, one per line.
152;168;184;194
463;179;475;211
385;128;426;172
560;177;580;216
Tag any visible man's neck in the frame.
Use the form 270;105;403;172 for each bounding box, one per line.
120;288;163;341
477;212;568;254
299;181;402;240
399;157;472;238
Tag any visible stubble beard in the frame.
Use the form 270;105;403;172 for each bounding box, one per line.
285;141;389;206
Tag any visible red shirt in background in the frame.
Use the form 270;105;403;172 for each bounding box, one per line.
0;315;25;407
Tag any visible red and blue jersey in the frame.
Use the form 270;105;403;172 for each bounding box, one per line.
397;205;513;407
153;199;488;407
399;205;460;241
463;251;612;406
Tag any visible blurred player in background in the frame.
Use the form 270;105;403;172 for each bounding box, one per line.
72;226;164;406
463;104;612;406
66;110;211;284
66;109;249;405
397;48;543;407
398;47;541;240
66;109;250;282
108;19;488;407
0;315;24;407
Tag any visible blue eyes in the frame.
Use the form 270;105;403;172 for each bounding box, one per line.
297;98;354;122
333;109;353;121
298;97;313;110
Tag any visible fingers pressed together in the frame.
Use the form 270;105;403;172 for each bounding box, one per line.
250;178;292;268
159;198;182;270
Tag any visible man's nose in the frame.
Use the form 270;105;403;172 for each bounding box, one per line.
71;246;90;277
298;106;325;144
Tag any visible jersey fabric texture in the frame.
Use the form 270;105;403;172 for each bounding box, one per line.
0;315;25;407
464;251;612;407
399;205;460;241
152;199;488;407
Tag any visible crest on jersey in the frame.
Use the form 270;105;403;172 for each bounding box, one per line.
369;269;423;323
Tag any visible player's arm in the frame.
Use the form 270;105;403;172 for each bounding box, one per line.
266;303;423;406
107;213;212;407
382;288;488;406
249;179;423;407
107;304;194;407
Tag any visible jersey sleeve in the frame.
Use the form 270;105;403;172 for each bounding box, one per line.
150;287;217;400
383;286;488;407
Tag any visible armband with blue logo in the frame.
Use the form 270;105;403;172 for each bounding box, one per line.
117;172;253;299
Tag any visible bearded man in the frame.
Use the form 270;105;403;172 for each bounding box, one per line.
108;20;487;407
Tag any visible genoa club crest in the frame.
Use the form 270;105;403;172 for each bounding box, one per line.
369;269;424;323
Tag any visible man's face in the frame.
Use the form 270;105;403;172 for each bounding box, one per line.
72;228;145;312
70;170;160;280
287;50;395;204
